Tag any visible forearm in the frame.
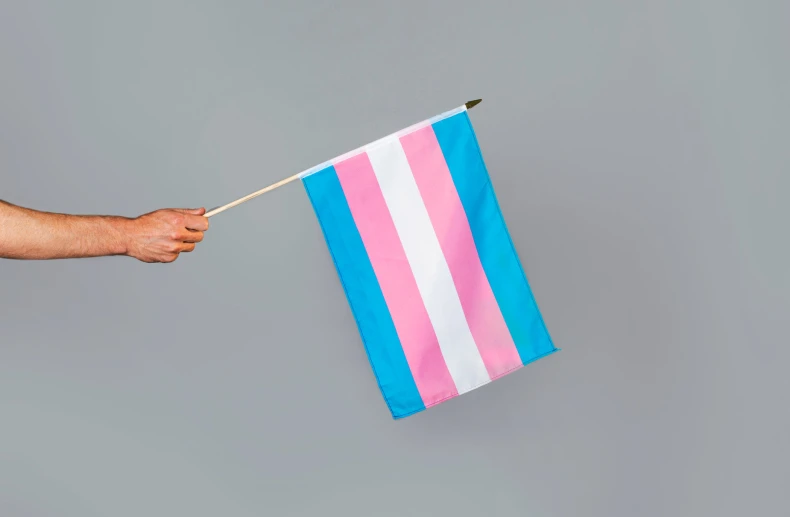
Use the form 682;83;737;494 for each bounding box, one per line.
0;200;130;259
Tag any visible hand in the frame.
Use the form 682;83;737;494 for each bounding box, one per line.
124;208;209;263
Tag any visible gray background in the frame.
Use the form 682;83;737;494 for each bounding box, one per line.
1;1;788;515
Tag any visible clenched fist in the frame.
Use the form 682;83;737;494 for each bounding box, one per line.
123;208;210;263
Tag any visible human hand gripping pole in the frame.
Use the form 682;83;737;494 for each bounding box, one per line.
203;99;482;219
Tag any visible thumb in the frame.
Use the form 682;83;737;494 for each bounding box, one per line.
172;207;206;215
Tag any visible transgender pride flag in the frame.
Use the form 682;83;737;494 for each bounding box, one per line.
301;104;557;419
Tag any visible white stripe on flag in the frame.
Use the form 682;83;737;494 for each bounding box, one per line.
366;140;491;394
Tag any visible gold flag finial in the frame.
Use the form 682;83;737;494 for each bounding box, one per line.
465;99;482;110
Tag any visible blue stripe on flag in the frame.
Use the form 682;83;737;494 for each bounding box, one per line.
432;112;558;365
302;166;426;419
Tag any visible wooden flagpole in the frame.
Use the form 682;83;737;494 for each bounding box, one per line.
205;172;301;218
204;99;482;218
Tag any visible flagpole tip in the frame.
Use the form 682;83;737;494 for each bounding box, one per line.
465;99;482;110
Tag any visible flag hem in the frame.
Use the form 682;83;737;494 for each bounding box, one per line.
392;347;561;420
299;104;468;180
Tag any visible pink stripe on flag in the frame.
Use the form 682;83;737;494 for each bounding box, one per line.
400;126;523;379
334;153;458;406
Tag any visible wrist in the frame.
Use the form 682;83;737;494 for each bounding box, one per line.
107;216;135;256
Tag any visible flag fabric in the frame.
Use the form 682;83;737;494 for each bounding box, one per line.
301;105;557;419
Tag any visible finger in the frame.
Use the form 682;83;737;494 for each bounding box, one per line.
172;207;206;215
159;252;179;263
183;214;209;231
181;230;204;243
166;241;194;253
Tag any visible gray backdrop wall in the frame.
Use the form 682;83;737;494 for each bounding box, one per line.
1;2;788;516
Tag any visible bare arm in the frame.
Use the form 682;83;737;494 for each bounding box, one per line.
0;200;209;262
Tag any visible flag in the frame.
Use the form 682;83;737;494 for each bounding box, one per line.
301;104;557;419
